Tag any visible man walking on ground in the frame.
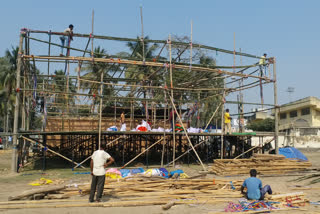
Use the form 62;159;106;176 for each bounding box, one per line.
224;109;232;134
241;169;272;200
89;143;114;202
60;24;74;56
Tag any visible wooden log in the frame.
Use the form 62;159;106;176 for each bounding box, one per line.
0;199;230;209
8;185;65;201
162;201;175;210
45;194;69;199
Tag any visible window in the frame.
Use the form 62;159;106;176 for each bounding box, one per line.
301;108;310;116
280;113;287;120
290;110;297;118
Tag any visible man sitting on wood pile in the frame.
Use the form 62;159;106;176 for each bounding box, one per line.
89;143;115;202
241;169;272;200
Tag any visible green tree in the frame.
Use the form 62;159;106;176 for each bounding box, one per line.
125;36;160;96
48;69;76;114
246;118;275;132
81;47;115;107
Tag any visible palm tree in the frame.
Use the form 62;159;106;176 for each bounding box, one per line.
0;53;17;133
48;69;76;114
81;46;115;113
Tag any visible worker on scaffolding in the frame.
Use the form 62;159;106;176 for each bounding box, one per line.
169;109;177;131
224;109;232;134
258;53;268;76
120;111;125;125
60;24;74;56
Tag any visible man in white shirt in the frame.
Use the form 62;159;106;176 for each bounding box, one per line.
89;143;114;202
60;24;74;56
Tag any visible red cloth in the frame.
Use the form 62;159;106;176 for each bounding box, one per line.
137;126;147;132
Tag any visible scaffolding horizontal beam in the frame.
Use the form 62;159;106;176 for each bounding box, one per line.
23;55;270;81
26;29;264;59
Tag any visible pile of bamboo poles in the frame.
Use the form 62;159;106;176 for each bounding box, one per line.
210;154;312;176
266;192;308;207
5;176;243;209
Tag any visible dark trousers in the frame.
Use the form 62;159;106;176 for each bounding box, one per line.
259;185;272;200
89;175;106;202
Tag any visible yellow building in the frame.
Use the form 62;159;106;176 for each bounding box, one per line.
278;96;320;131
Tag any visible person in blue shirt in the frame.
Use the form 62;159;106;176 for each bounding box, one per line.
241;169;272;200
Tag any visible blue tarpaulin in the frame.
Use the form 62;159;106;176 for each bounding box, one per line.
279;147;308;161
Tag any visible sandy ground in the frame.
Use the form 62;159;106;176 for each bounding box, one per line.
0;149;319;214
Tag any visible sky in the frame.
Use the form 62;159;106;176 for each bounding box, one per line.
0;0;319;111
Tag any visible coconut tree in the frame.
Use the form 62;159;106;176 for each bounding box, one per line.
81;46;116;113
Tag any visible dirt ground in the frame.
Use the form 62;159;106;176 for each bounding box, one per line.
0;149;319;214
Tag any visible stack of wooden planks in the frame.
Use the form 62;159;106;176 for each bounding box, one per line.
266;192;308;207
210;154;312;176
5;176;243;209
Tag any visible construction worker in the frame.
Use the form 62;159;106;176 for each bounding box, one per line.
120;111;125;125
224;109;232;134
89;143;114;202
258;53;267;76
60;24;74;56
241;169;272;200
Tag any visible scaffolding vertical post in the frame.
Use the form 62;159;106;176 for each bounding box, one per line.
91;10;94;57
169;34;176;167
11;33;24;173
273;57;279;154
98;72;104;150
221;84;225;159
140;6;145;62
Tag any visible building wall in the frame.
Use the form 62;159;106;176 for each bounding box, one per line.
279;107;313;130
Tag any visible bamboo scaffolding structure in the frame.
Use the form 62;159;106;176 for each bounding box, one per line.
21;136;85;169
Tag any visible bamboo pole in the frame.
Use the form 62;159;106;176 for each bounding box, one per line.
98;71;104;150
161;90;167;167
221;85;225;159
140;6;145;62
165;139;208;167
121;137;164;168
167;94;206;171
190;20;193;72
169;34;176;168
12;34;24;173
273;57;279;154
204;102;222;130
233;146;259;159
73;155;91;169
91;10;94;57
22;55;268;80
27;29;263;59
21;136;85;168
